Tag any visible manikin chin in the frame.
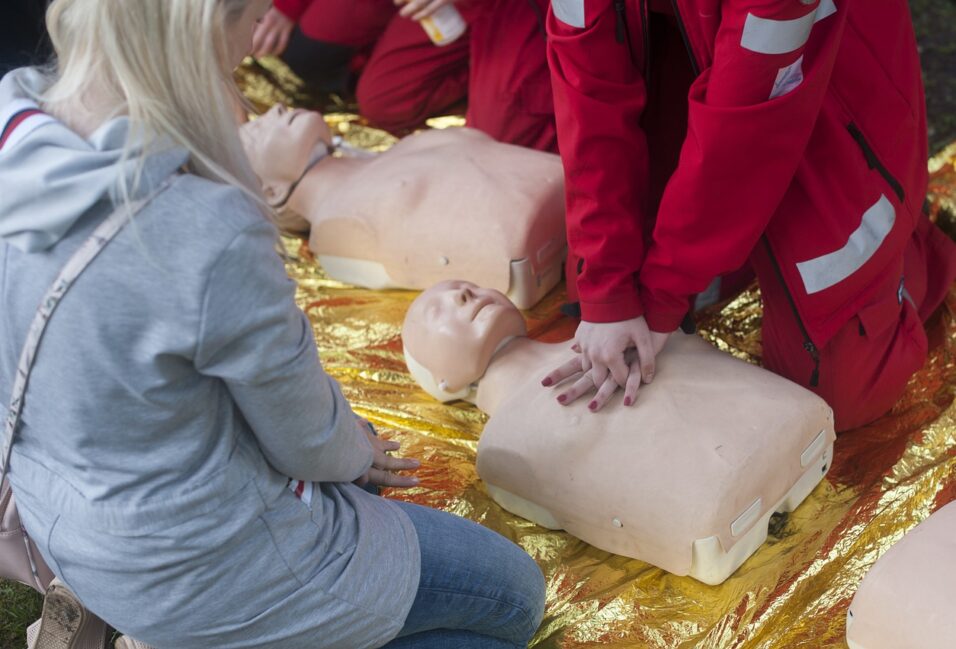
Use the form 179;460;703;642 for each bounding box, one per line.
241;106;567;309
402;280;836;585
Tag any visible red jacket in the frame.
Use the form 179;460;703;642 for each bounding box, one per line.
548;0;929;349
273;0;312;21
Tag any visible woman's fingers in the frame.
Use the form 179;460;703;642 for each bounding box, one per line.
541;357;584;387
589;375;621;411
367;468;419;488
622;359;643;406
556;373;595;406
398;0;429;18
588;362;609;391
275;28;292;58
411;0;450;21
375;454;421;472
378;439;401;453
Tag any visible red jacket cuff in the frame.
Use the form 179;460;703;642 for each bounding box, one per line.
639;286;690;333
579;293;644;324
273;0;310;21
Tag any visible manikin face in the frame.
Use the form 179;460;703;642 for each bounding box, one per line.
402;280;528;394
240;105;332;202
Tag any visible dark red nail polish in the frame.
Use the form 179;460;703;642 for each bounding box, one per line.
623;397;632;406
542;377;553;386
557;394;567;403
588;401;597;410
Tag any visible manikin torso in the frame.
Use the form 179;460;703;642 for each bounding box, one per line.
464;333;835;584
846;500;956;649
287;128;566;308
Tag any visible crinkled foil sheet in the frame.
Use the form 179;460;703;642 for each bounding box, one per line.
239;61;956;648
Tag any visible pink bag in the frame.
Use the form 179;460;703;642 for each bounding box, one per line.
0;478;54;592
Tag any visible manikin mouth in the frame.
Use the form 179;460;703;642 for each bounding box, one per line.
470;296;497;321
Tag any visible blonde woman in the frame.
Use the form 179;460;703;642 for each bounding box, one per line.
0;2;544;648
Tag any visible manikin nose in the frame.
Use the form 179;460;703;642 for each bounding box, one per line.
455;287;474;305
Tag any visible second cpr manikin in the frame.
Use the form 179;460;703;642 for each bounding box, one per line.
402;281;835;584
241;108;566;309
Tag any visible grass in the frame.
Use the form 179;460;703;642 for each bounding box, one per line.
0;580;42;649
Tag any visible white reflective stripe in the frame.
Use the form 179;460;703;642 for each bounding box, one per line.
797;195;896;295
817;0;837;22
552;0;585;28
769;54;805;99
741;0;837;55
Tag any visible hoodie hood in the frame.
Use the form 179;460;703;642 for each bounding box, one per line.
0;68;189;253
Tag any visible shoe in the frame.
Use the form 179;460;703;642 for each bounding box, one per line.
27;578;109;649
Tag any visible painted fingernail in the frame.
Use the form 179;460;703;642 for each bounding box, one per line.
623;397;632;406
588;401;597;411
542;377;553;386
557;394;567;404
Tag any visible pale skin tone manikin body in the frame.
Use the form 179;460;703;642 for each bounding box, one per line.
401;280;835;582
240;106;567;308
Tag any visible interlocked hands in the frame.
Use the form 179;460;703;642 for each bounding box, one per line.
541;317;673;412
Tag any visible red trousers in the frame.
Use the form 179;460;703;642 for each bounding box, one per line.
291;0;556;151
291;0;469;131
755;215;956;432
465;0;557;152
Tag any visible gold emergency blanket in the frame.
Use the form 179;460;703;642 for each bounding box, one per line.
239;60;956;648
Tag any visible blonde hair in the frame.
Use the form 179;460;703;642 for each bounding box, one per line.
42;0;262;203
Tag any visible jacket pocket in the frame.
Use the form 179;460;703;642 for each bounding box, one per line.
847;122;904;203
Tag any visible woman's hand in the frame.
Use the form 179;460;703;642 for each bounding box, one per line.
354;420;421;489
251;7;295;59
395;0;458;22
541;317;673;411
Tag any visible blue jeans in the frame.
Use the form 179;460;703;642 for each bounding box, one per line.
380;501;546;649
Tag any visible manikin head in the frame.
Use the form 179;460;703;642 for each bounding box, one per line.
239;105;331;205
403;280;528;402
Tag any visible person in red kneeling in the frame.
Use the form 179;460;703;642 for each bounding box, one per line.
252;0;470;131
252;0;558;151
541;0;956;430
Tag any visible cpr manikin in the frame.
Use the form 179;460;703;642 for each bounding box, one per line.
240;106;566;309
846;501;956;648
402;280;836;585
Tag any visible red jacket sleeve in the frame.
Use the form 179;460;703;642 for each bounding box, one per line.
273;0;312;22
547;0;650;323
639;0;846;332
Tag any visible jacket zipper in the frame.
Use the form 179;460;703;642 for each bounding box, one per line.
668;0;700;76
614;0;651;78
614;0;638;68
640;0;651;81
847;122;905;203
762;237;821;387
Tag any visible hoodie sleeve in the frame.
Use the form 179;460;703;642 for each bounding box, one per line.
194;218;373;483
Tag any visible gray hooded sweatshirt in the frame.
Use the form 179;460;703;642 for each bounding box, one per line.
0;68;418;648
